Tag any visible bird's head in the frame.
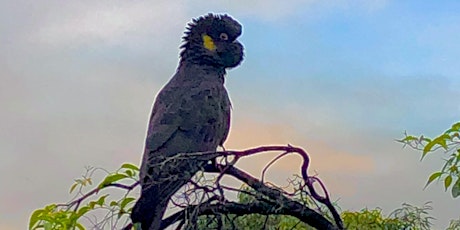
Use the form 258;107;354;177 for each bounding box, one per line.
180;13;244;69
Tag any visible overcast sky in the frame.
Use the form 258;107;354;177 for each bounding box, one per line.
2;0;460;229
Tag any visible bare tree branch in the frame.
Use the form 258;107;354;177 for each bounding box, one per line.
141;145;344;229
161;199;339;230
47;145;343;230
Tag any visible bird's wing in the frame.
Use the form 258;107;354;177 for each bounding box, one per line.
144;84;184;153
144;81;227;154
218;91;231;148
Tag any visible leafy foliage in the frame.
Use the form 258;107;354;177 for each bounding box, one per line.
342;209;408;230
29;204;85;230
29;163;441;230
446;217;460;230
29;163;139;230
342;202;434;230
197;202;434;230
388;202;434;229
197;186;435;230
399;122;460;197
29;141;457;230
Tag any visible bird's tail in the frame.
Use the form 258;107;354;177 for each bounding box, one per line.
131;176;193;229
131;185;167;230
131;155;204;229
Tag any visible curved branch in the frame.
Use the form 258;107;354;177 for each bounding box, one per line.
203;163;340;229
57;181;139;211
161;199;339;230
134;145;343;229
214;145;343;228
32;145;344;230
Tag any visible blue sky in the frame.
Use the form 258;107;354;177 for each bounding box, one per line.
1;0;460;229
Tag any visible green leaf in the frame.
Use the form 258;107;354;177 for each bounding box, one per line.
450;165;459;173
121;163;139;171
120;197;136;211
401;135;418;142
75;223;85;230
110;201;118;206
452;178;460;198
77;206;90;218
422;134;450;158
421;136;432;143
98;174;128;188
69;183;78;194
444;175;452;191
96;194;108;206
446;122;460;133
442;157;455;173
89;201;96;209
44;204;57;212
425;172;442;188
29;209;44;230
439;135;450;149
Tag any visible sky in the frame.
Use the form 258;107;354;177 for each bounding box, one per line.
1;0;460;229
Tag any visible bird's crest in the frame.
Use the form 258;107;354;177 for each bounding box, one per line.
180;13;242;58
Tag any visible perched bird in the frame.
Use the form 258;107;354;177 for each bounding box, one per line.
131;13;244;230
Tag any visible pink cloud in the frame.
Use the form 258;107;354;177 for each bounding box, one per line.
224;117;376;197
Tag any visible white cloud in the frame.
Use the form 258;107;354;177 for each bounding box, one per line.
204;0;388;21
206;0;318;21
32;1;187;45
24;0;390;46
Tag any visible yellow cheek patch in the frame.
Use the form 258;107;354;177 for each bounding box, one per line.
202;34;216;51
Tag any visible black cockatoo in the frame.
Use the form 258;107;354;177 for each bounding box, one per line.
131;13;244;230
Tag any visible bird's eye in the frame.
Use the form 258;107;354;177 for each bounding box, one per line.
219;33;228;41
